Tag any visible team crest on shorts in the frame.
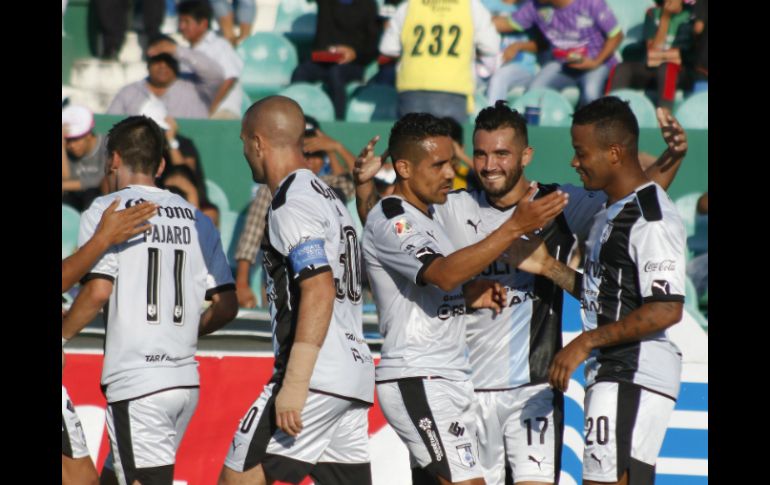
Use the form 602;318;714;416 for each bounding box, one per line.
456;443;476;468
394;218;414;237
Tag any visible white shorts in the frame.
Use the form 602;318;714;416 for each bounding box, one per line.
376;378;484;483
105;386;199;485
224;382;372;484
582;381;676;484
62;386;90;459
475;383;562;485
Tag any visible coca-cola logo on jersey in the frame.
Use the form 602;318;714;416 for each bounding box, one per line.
644;260;676;272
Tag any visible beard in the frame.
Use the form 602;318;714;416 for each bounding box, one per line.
481;163;523;198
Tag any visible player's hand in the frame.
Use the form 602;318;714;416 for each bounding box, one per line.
354;135;387;185
656;108;688;159
303;129;339;154
463;279;507;316
236;284;257;309
96;198;158;246
548;334;591;392
510;238;551;275
275;385;308;437
507;184;568;236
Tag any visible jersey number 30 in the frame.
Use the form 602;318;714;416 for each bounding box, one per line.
335;226;362;304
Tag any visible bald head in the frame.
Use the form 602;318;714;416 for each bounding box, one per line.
244;96;305;149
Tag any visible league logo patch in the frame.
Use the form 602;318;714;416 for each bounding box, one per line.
395;218;414;237
456;443;476;468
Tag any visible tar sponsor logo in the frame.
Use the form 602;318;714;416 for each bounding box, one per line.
456;444;476;468
466;219;481;234
345;332;366;344
350;347;373;364
644;260;676;272
651;280;671;296
145;354;168;362
418;418;444;461
448;422;465;437
310;179;339;200
528;455;545;470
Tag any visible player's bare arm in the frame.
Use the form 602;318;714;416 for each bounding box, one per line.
198;290;239;336
548;301;683;392
62;198;157;292
274;270;335;437
62;278;113;340
422;186;568;291
353;135;386;223
516;240;582;299
644;109;688;190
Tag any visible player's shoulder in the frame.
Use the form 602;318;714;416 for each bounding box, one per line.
634;183;676;223
271;169;334;212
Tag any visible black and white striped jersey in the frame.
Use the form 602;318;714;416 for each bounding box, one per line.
434;184;605;389
79;185;234;403
363;196;471;382
263;169;374;404
582;182;685;399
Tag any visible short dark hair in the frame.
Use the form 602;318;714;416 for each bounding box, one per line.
474;100;528;146
107;116;165;175
441;116;464;145
572;96;639;149
147;53;180;76
176;0;212;23
388;113;452;165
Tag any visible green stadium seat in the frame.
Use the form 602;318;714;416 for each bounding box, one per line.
511;88;574;127
62;204;81;259
218;209;240;262
274;0;317;36
236;33;299;101
674;91;708;129
607;89;658;128
279;83;336;121
345;84;398;122
205;179;230;212
674;192;701;238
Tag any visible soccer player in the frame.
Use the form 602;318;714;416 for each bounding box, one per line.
62;115;238;485
219;96;375;485
62;198;157;485
362;113;568;485
520;97;686;485
354;101;687;485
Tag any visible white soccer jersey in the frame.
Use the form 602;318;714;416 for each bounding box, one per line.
363;196;471;382
434;184;606;389
581;182;685;399
263;169;374;404
79;185;234;403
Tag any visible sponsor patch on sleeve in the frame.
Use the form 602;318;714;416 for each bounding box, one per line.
394;217;414;237
651;279;671;296
288;239;328;275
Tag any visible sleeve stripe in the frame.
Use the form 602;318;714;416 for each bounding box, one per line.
642;295;685;304
80;272;115;285
205;283;236;301
416;253;443;287
295;265;332;283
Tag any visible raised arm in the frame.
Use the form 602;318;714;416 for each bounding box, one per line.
644;109;688;190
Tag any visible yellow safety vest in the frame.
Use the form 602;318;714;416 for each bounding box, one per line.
397;0;475;111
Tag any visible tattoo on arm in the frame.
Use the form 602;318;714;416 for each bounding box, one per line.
545;260;581;298
586;301;682;349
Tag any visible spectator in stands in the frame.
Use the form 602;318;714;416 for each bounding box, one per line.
95;0;165;59
442;116;480;191
107;36;224;119
177;0;244;119
494;0;623;107
380;0;500;123
210;0;255;46
482;0;546;104
692;0;707;91
606;0;695;113
159;164;220;227
290;0;381;120
62;104;107;211
233;116;357;308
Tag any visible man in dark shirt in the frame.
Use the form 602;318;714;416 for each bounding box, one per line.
290;0;381;120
